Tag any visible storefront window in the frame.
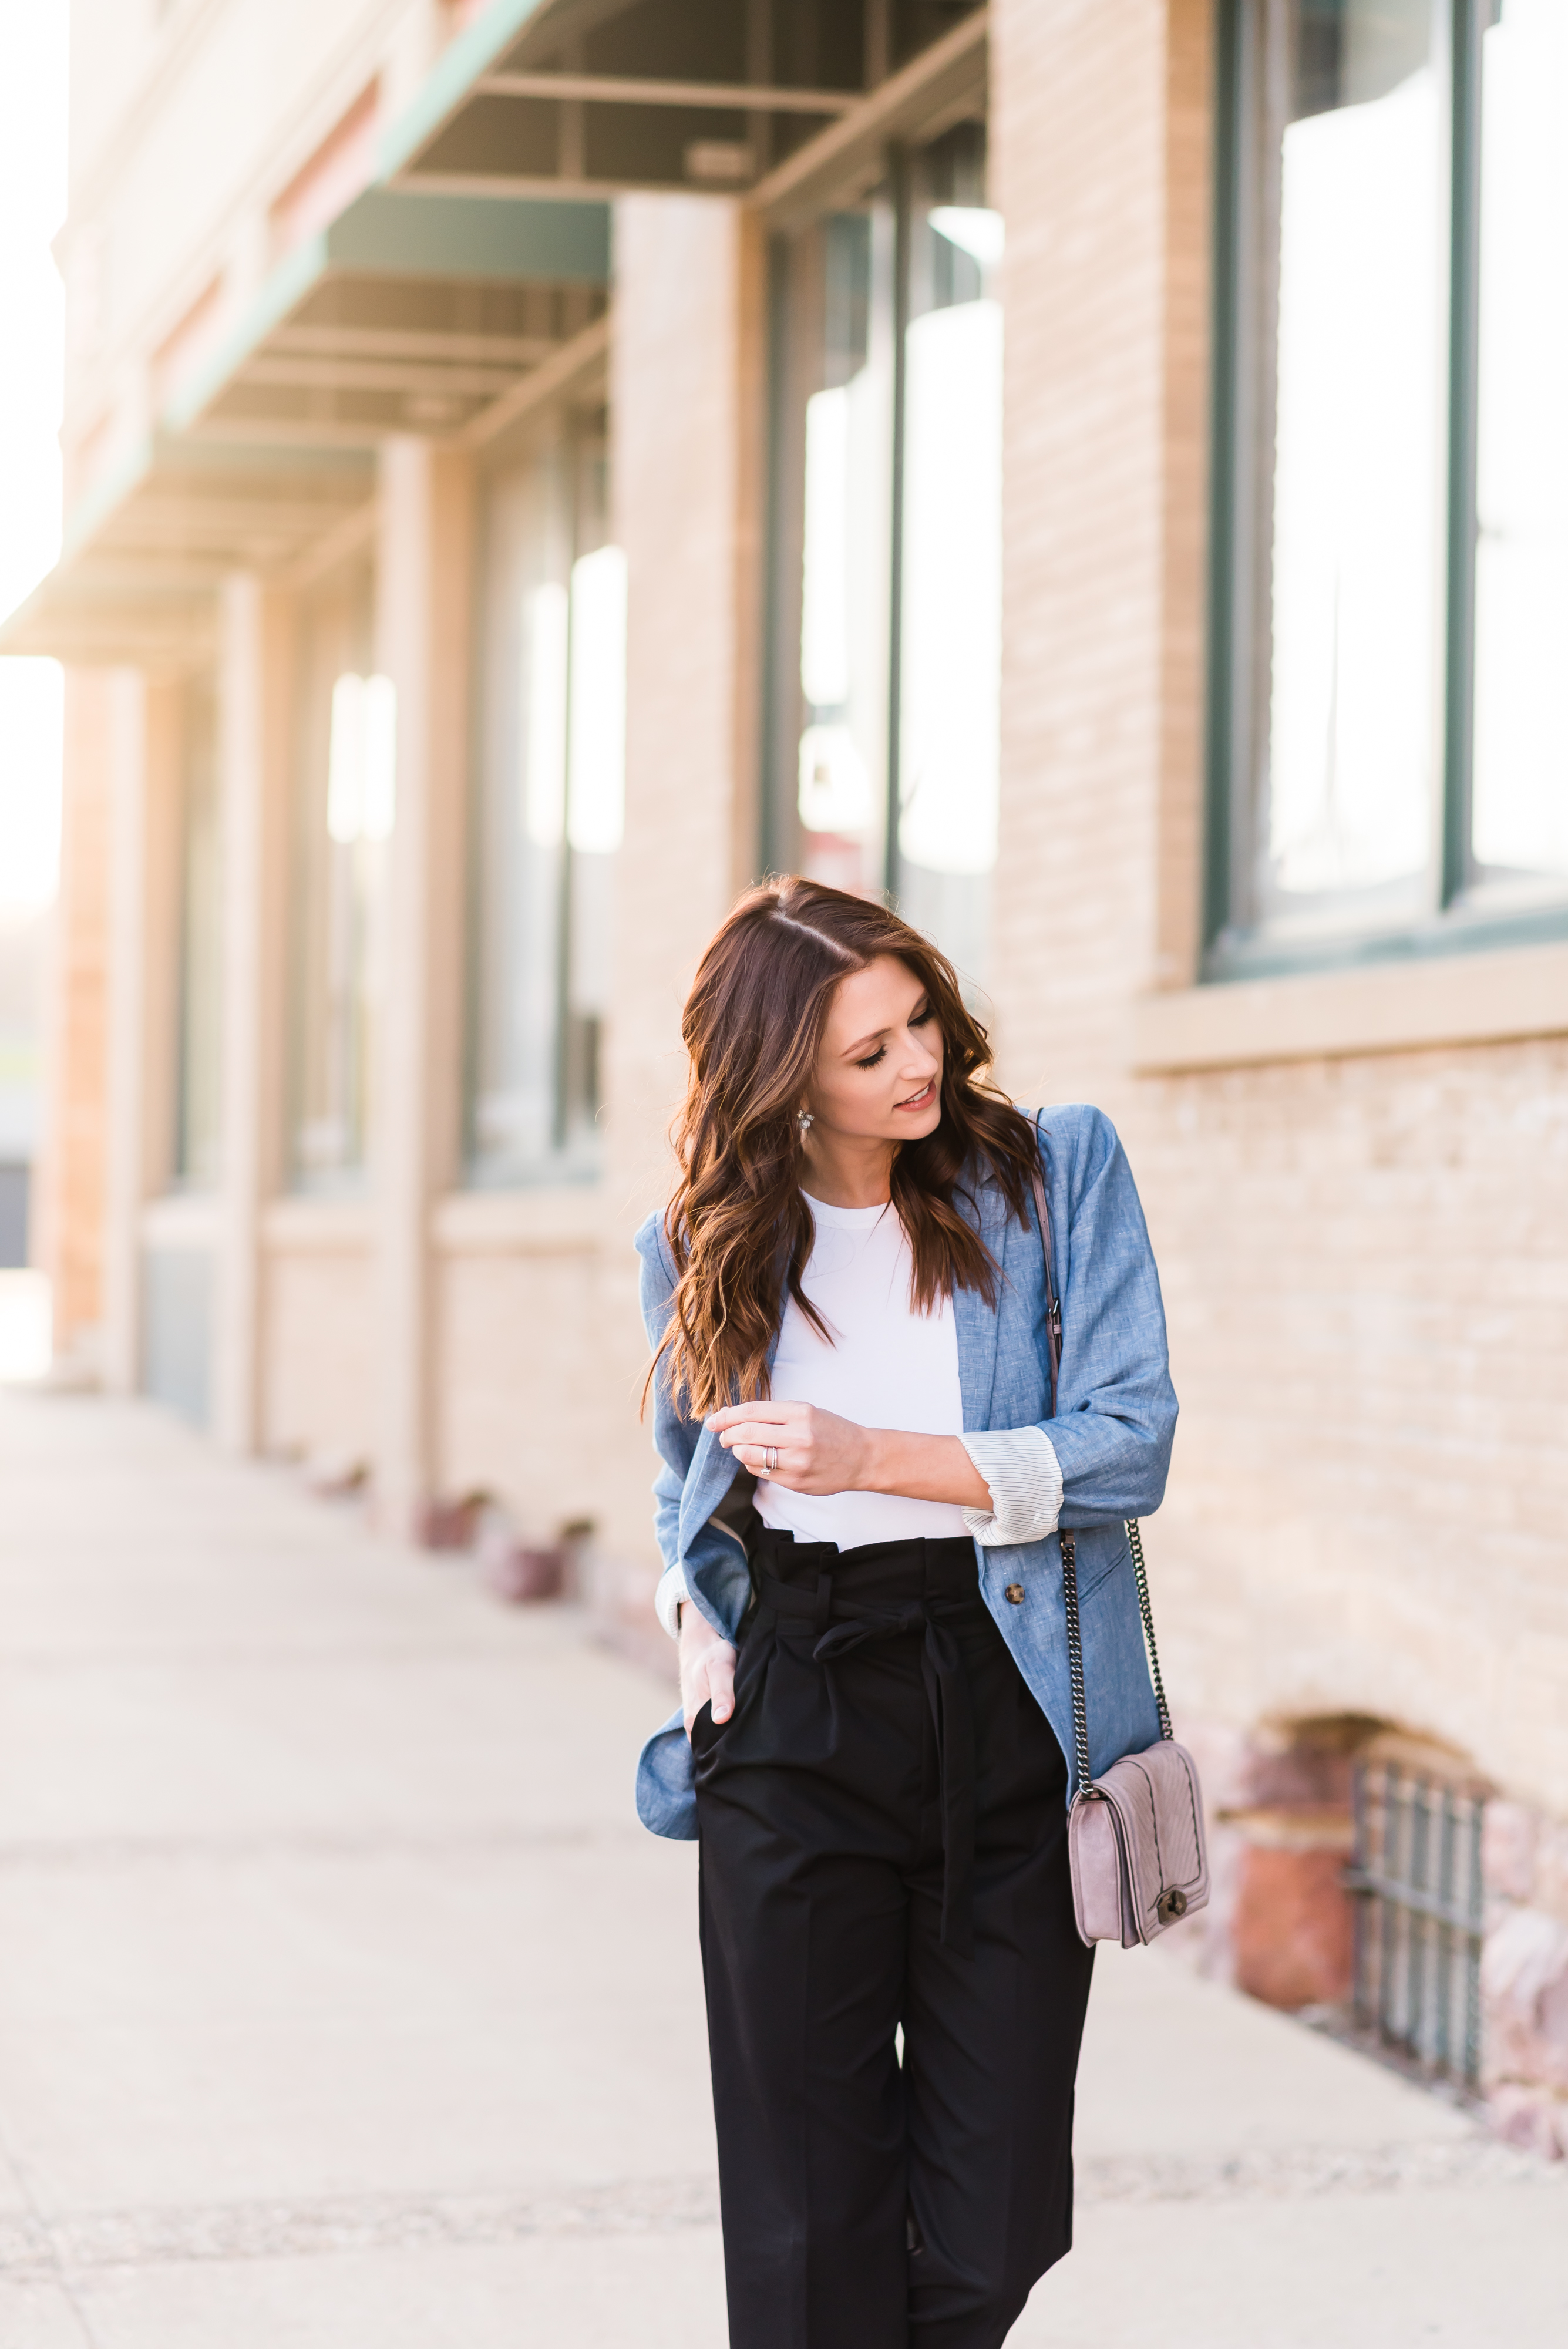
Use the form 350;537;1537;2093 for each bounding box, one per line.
768;120;1000;988
286;561;391;1189
172;675;221;1188
1222;0;1447;939
1211;0;1568;967
794;208;895;900
896;138;1003;988
1266;0;1443;913
1471;0;1568;889
466;412;623;1185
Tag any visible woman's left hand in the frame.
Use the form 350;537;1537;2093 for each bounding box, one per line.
706;1399;874;1496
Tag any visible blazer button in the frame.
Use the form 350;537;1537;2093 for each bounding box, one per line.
1004;1583;1025;1604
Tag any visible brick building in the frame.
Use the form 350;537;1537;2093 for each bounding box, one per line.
6;0;1567;2145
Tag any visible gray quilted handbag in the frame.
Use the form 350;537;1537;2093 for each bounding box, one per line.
1030;1155;1210;1948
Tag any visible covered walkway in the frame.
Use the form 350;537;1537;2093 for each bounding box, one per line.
0;1392;1559;2346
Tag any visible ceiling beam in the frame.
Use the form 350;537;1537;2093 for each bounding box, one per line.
278;498;379;592
391;170;641;203
462;310;610;447
238;356;521;396
184;415;415;450
475;72;857;116
271;325;560;366
749;8;988;230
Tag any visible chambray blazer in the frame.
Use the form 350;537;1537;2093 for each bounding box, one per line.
633;1103;1177;1840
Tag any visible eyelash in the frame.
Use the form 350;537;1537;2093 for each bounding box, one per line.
854;1006;933;1071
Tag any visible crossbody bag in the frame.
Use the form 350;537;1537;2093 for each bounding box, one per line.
1029;1155;1210;1948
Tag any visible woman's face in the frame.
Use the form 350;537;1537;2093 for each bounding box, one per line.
807;954;944;1146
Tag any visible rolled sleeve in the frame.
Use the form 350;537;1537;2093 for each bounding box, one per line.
959;1427;1064;1547
654;1562;689;1640
1037;1109;1177;1525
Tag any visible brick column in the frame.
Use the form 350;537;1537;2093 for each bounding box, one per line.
604;193;763;1212
99;669;152;1396
372;438;474;1537
988;0;1211;1107
593;194;765;1606
36;671;115;1370
212;575;291;1451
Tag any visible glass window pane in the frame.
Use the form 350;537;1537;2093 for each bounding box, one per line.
1250;0;1447;918
795;207;894;899
173;675;221;1189
897;122;1001;988
467;416;618;1185
286;563;386;1191
1471;0;1568;885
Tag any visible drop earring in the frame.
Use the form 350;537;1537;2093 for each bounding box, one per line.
796;1109;814;1138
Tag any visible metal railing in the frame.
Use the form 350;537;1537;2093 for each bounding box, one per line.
1345;1763;1486;2091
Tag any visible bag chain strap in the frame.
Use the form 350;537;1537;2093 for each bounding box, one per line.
1059;1530;1095;1791
1125;1517;1173;1744
1029;1144;1173;1796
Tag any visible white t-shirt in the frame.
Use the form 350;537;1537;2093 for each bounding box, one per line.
759;1193;971;1546
654;1191;1066;1634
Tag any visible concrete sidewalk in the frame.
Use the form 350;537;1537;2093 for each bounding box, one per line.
0;1392;1560;2348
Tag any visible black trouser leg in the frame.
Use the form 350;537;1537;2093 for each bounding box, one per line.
901;1690;1094;2348
693;1533;1095;2349
699;1823;911;2349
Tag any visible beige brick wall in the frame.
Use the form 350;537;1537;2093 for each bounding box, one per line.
991;0;1568;1824
264;1241;378;1466
436;1246;615;1539
38;673;114;1355
604;193;761;1209
991;0;1174;1101
1140;1040;1568;1816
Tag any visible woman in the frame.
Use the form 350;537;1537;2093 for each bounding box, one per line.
635;877;1176;2349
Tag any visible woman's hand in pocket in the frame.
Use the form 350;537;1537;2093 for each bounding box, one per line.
679;1601;737;1738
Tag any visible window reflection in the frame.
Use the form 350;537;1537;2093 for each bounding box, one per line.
796;208;893;896
1261;0;1444;914
897;139;1002;988
1472;0;1568;885
287;564;387;1190
777;120;1000;985
467;415;621;1185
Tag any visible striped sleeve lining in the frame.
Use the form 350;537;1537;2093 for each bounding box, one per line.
959;1427;1064;1547
654;1563;689;1640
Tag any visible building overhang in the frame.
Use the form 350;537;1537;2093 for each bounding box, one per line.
0;190;611;667
2;4;991;668
381;0;988;217
0;440;376;667
166;187;610;448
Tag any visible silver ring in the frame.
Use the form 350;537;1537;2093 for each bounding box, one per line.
763;1445;779;1476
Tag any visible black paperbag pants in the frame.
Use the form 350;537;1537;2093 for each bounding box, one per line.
691;1530;1095;2349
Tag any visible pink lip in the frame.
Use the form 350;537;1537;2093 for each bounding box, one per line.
896;1081;936;1112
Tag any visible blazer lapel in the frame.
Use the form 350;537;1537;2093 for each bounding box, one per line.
951;1172;1005;1432
678;1317;785;1547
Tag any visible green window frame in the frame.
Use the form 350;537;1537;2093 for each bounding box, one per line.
1206;0;1568;981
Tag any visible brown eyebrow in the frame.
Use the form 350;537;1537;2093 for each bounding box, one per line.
840;995;930;1059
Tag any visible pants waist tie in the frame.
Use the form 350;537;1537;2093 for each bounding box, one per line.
758;1571;978;1957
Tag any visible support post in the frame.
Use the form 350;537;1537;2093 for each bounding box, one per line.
213;575;290;1451
372;438;473;1538
100;671;151;1396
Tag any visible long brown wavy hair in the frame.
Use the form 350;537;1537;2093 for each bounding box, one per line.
651;876;1039;1420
